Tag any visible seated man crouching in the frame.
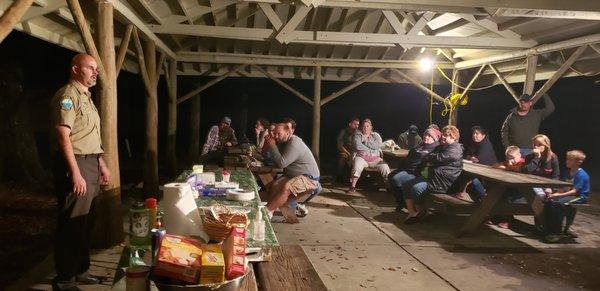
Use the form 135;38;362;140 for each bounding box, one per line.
264;123;320;222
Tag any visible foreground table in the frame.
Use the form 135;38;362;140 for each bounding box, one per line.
458;161;571;236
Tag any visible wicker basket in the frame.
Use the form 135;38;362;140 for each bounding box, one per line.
202;205;248;242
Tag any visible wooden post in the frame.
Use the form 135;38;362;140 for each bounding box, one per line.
115;24;133;77
143;39;159;196
523;55;538;95
189;94;200;161
449;69;459;126
0;0;34;43
93;0;123;247
311;66;321;162
166;60;178;175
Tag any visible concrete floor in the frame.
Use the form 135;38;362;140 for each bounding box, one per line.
9;183;600;290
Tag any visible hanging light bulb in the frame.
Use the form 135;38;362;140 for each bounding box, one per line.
419;57;434;71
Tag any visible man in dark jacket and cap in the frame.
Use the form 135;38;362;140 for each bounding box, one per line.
397;124;423;150
501;93;554;155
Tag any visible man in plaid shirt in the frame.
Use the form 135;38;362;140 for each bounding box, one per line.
201;117;237;162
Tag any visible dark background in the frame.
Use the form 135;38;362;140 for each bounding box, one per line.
1;30;599;184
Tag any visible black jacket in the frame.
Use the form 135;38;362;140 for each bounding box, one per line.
425;142;464;194
405;141;439;174
466;136;498;166
523;153;560;180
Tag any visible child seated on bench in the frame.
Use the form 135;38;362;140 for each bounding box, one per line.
543;150;591;242
489;146;526;228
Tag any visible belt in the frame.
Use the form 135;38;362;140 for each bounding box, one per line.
74;154;100;159
302;174;320;181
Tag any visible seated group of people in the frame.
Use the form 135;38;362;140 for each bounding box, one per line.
336;117;590;241
200;116;320;221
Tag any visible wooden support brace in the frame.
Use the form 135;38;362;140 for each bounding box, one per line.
590;44;600;56
177;64;248;105
455;64;486;105
489;64;519;103
275;5;311;44
321;68;386;105
251;64;313;106
115;24;133;76
531;45;588;104
389;68;446;103
155;51;166;85
0;0;34;44
66;0;107;86
522;54;538;95
131;27;153;95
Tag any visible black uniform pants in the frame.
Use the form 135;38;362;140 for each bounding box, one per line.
52;153;100;280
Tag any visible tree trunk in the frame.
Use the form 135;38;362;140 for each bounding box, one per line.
143;40;159;197
166;60;178;176
92;1;124;248
188;95;200;161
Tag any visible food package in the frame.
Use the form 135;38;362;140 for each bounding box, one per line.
153;234;203;283
200;244;225;284
222;227;247;279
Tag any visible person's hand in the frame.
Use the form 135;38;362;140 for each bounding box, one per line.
544;188;552;195
100;165;110;186
470;156;479;163
532;148;542;157
72;172;87;197
225;142;232;147
255;128;261;136
266;136;276;147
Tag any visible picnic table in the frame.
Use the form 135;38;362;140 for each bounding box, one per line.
457;161;571;236
382;148;410;159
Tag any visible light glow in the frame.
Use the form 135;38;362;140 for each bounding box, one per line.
419;58;434;71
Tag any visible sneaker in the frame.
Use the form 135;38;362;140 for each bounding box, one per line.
564;229;579;238
296;204;309;217
544;234;567;243
346;186;356;193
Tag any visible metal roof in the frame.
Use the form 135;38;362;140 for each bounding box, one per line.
4;0;600;86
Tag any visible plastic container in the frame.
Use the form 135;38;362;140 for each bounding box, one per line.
129;202;151;247
145;198;158;230
126;265;150;291
252;207;265;242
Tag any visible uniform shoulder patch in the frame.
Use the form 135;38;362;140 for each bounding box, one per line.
61;98;73;110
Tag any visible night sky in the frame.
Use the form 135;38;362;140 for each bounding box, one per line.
2;31;599;181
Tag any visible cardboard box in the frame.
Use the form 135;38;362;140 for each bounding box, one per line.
153;234;203;283
200;244;225;284
222;227;246;279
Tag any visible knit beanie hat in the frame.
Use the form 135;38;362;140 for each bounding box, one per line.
425;128;442;142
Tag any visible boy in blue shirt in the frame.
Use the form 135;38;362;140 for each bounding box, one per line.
544;150;590;242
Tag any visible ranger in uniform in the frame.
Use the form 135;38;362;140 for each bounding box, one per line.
51;54;110;290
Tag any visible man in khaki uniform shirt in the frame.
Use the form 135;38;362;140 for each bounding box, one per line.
51;54;110;290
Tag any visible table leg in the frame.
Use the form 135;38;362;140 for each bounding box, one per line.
458;185;506;237
519;186;544;227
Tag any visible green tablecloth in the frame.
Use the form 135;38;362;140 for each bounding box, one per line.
176;168;279;249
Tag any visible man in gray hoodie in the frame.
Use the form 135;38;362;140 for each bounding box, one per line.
501;93;554;155
265;124;320;220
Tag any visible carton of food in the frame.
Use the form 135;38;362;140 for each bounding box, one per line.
222;227;247;279
152;234;203;283
200;244;225;284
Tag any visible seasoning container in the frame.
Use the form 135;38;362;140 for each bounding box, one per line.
129;202;150;247
252;207;265;242
125;266;150;291
145;198;157;229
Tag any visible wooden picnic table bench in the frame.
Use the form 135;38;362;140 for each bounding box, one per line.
255;245;327;291
457;161;571;236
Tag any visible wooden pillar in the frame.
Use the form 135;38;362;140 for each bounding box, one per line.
93;0;123;247
0;0;34;43
449;69;459;126
523;55;538;95
311;66;321;162
188;94;201;160
166;60;178;175
143;39;159;196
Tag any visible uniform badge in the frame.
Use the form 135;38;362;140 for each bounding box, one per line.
61;98;73;110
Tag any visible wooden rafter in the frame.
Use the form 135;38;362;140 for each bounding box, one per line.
177;64;248;104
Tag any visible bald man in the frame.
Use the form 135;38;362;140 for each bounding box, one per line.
50;54;109;289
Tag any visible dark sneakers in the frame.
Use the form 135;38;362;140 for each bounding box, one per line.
75;273;102;284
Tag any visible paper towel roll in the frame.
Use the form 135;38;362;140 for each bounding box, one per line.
162;183;209;242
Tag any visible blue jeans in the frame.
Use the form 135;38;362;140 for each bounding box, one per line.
470;178;487;199
389;171;416;207
402;177;428;202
